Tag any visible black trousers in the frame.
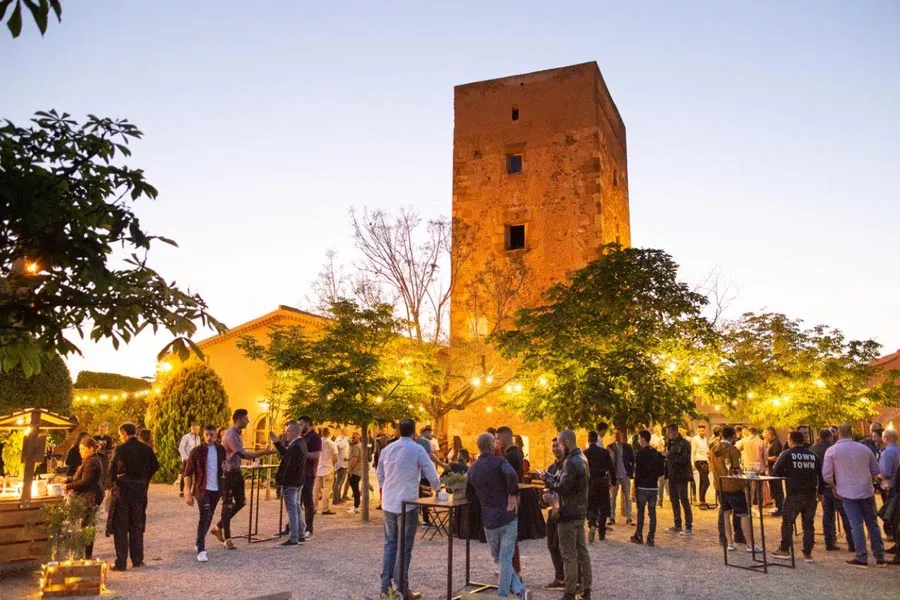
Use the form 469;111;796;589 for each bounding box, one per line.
669;480;693;529
301;474;316;533
770;478;785;513
348;474;361;509
196;490;221;552
695;461;710;503
217;471;246;540
781;493;817;554
546;514;565;582
113;482;147;569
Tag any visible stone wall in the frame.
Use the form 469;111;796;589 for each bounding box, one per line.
446;62;631;461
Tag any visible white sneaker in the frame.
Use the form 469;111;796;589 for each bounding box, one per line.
303;531;313;540
726;544;736;551
746;544;761;553
197;551;208;562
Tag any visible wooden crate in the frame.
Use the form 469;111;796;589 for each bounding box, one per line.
0;497;57;565
40;560;106;597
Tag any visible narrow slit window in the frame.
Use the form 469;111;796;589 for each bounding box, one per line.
511;107;519;121
505;224;526;251
507;154;523;174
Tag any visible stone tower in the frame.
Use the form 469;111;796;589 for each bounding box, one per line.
450;61;630;341
447;62;630;467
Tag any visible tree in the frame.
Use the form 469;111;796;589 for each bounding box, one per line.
147;363;230;482
252;300;418;522
2;0;61;38
494;246;717;430
0;352;72;415
0;111;225;375
707;312;900;428
319;208;528;430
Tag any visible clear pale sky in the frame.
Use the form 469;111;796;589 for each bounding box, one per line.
3;1;899;380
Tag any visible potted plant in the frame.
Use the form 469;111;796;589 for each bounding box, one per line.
39;495;106;597
442;472;467;498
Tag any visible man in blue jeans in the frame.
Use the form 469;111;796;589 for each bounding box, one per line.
467;432;529;599
376;419;440;599
270;422;307;546
822;423;887;568
631;430;665;546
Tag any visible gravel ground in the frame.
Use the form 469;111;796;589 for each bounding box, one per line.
1;482;893;600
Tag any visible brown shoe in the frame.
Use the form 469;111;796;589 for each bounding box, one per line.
223;538;236;550
210;525;225;544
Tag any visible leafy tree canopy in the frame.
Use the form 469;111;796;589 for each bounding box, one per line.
2;0;61;38
0;111;225;375
494;246;716;430
74;371;151;392
0;352;72;415
708;312;900;428
147;363;230;482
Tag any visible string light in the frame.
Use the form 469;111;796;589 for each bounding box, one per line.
538;376;548;387
814;379;825;388
485;406;493;414
375;396;383;404
485;375;494;384
513;383;523;393
471;377;482;388
504;384;513;394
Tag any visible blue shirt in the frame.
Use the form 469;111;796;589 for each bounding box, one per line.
466;454;519;530
376;437;440;514
822;439;880;500
879;443;900;486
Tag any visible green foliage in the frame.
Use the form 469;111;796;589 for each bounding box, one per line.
1;0;61;38
74;371;150;392
42;494;96;561
494;245;716;429
2;430;23;476
72;395;148;434
0;353;72;415
0;111;225;375
147;363;230;482
708;312;900;428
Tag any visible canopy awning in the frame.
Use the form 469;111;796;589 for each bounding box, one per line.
0;408;79;430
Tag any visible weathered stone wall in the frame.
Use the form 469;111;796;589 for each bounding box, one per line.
447;62;631;461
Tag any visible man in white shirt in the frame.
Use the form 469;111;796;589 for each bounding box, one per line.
314;427;338;515
178;423;202;498
332;428;350;505
377;419;440;600
736;427;765;512
692;423;711;509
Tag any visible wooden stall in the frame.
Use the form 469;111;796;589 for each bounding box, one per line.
0;408;78;566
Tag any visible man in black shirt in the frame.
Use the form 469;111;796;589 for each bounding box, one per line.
109;422;159;571
764;427;785;516
497;426;524;577
65;432;91;477
772;430;823;562
631;430;666;546
583;431;612;543
811;429;854;551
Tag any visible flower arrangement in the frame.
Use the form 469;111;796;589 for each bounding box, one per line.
41;494;97;561
441;472;467;495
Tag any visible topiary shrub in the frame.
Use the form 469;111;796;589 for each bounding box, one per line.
74;371;151;392
147;363;230;482
0;353;73;416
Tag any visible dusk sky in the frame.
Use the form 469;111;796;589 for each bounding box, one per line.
3;1;898;380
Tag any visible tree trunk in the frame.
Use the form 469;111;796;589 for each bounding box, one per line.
361;422;371;523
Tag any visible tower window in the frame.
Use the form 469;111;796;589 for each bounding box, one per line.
613;170;618;186
505;224;526;251
511;107;519;121
507;154;523;174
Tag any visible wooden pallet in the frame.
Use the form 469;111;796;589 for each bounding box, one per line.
40;560;106;597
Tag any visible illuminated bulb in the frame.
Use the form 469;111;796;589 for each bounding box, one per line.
90;398;96;404
513;383;523;393
15;418;24;425
153;386;161;394
25;261;38;274
730;400;737;407
814;379;825;388
471;377;482;388
746;392;754;399
666;362;677;373
158;362;173;373
887;423;895;431
417;405;425;413
375;396;383;404
99;394;108;400
486;406;493;414
485;375;494;384
504;385;513;394
538;376;548;387
713;405;721;412
24;427;32;436
692;376;700;384
772;399;781;407
783;395;790;402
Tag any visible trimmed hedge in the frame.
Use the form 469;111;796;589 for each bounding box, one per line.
74;371;151;392
0;354;73;416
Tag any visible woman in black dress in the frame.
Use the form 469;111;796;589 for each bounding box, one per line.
65;437;104;559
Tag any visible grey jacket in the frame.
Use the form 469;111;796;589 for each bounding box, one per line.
546;447;589;522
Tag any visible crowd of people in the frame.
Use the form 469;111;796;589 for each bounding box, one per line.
53;412;899;600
